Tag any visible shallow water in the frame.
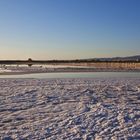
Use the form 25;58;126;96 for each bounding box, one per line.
0;72;140;78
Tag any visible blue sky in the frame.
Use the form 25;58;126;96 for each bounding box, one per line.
0;0;140;60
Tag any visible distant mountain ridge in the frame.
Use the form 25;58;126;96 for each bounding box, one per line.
90;55;140;61
0;55;140;62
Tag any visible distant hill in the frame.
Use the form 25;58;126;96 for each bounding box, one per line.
0;55;140;65
91;55;140;61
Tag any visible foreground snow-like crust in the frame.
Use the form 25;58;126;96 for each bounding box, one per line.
0;78;140;140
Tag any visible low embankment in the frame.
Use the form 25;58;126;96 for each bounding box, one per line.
0;60;140;70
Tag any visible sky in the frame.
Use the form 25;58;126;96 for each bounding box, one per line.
0;0;140;60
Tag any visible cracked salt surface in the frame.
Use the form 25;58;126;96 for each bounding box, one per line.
0;78;140;140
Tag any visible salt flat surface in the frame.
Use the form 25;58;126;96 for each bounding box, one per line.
0;65;140;75
0;68;12;73
0;78;140;140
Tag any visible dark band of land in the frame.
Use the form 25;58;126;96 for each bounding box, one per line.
0;59;140;64
0;59;140;69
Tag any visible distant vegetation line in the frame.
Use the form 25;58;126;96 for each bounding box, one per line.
0;59;140;64
0;55;139;66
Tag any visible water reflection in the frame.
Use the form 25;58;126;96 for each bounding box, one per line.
0;72;139;79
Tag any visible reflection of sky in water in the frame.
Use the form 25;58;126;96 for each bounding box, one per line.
0;72;140;79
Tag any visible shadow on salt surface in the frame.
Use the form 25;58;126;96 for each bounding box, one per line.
2;137;14;140
127;136;140;140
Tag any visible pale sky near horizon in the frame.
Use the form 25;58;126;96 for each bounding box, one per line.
0;0;140;60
